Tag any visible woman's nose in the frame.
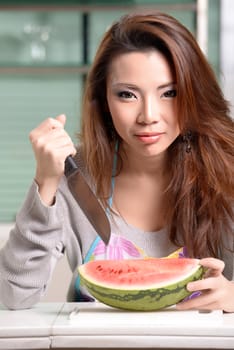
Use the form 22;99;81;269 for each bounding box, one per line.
137;96;161;124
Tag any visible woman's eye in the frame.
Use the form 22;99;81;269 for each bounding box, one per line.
163;89;177;98
117;91;136;99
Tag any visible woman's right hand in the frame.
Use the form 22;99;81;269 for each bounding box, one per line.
29;114;76;205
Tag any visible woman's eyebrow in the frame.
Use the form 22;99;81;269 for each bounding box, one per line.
157;82;177;90
110;82;177;91
110;82;137;88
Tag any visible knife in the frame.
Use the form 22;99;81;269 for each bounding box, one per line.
64;156;111;245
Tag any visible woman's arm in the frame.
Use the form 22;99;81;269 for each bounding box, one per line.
0;114;77;309
0;181;66;309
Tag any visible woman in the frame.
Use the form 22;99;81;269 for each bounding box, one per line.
0;12;233;311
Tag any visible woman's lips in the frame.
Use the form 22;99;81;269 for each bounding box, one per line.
135;132;164;144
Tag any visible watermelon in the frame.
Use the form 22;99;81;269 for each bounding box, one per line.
78;258;204;311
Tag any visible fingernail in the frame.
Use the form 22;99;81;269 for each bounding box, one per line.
187;282;194;291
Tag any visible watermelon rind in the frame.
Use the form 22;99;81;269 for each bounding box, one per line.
78;259;204;311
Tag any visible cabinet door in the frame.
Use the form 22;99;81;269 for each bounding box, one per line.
0;10;84;221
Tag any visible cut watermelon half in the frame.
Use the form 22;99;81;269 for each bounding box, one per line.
78;258;204;311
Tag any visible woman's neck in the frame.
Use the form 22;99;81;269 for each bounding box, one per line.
120;144;168;178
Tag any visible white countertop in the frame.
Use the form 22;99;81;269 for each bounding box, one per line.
0;303;63;349
1;302;234;349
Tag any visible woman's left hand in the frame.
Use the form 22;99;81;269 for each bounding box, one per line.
176;257;234;312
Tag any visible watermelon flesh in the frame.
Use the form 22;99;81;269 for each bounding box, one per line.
78;258;204;311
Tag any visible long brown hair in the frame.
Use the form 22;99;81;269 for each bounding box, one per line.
79;12;234;258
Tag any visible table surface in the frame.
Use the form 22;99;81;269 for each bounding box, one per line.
1;302;234;349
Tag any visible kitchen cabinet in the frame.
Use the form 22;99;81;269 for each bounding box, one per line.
0;0;219;223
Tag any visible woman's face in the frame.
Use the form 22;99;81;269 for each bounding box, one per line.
106;50;180;159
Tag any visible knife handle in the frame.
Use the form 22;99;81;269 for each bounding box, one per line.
65;156;78;177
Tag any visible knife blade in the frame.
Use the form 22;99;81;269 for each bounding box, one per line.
64;156;110;245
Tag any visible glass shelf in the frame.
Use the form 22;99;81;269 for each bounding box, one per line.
0;1;196;12
0;63;90;74
0;0;196;6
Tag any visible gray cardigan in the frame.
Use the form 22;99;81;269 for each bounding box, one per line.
0;177;233;310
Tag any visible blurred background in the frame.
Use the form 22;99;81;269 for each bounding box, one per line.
0;0;233;301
